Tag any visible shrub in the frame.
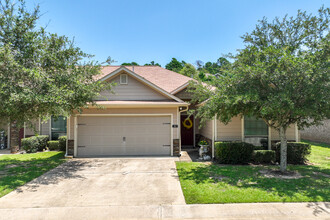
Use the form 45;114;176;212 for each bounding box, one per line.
253;146;267;150
35;135;49;151
215;142;255;164
22;137;39;153
273;142;311;164
58;136;67;151
47;141;60;150
252;150;275;164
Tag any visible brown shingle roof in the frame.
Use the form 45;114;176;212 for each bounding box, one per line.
97;66;192;94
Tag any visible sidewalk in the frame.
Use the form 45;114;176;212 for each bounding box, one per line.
0;202;329;220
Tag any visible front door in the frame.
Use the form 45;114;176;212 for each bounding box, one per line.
181;115;194;146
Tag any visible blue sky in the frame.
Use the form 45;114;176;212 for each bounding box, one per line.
27;0;329;66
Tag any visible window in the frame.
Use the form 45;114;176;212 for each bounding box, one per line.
120;74;128;84
51;116;67;140
244;116;268;136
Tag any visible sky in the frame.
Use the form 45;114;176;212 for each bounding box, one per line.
26;0;329;67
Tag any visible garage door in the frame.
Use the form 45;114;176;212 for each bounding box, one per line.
77;116;171;156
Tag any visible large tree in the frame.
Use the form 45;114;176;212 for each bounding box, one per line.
0;0;111;153
192;7;330;172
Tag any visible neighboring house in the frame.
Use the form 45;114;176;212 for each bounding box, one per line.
300;120;330;144
2;65;300;157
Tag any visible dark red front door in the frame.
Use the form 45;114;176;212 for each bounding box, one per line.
181;115;194;146
19;127;24;147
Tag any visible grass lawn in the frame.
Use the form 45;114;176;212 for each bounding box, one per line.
0;151;66;198
176;141;330;204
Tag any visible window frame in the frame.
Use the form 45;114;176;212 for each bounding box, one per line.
120;74;128;85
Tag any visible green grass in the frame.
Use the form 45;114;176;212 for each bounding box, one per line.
0;151;66;198
176;141;330;204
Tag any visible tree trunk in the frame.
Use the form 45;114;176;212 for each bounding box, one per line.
279;126;287;172
10;121;20;153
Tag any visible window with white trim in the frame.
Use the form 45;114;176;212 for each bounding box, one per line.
120;74;128;84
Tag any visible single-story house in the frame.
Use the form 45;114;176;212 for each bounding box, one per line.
1;66;300;157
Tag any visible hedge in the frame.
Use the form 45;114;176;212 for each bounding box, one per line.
273;142;311;164
47;141;60;151
22;137;39;153
215;142;254;164
36;135;49;151
21;135;49;153
58;136;67;151
252;150;275;164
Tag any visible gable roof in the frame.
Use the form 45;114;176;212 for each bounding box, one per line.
96;66;192;94
97;66;185;103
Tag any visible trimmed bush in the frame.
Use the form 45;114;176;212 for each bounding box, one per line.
58;136;67;151
215;142;254;164
22;137;39;153
253;146;267;150
252;150;275;164
35;135;49;151
273;142;311;164
47;141;60;150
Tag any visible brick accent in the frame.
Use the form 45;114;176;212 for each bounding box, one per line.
67;140;74;156
173;139;180;156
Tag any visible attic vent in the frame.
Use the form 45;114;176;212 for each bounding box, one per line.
120;74;128;84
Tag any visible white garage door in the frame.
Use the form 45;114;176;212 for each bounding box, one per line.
77;116;171;156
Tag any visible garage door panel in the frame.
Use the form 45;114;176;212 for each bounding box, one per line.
77;116;171;156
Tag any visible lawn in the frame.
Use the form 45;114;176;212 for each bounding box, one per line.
0;151;66;198
176;141;330;204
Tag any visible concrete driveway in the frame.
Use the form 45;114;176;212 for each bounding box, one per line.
0;157;186;208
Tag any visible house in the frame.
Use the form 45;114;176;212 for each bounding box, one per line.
1;66;300;157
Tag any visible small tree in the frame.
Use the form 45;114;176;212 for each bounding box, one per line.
192;7;330;172
0;0;111;153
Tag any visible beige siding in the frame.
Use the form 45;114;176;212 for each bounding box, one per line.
40;119;50;136
68;107;179;140
95;74;169;101
216;116;242;141
271;125;296;141
199;119;213;139
25;120;40;136
174;88;192;100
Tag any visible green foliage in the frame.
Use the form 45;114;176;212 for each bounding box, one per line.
21;135;49;153
253;146;267;150
47;141;60;150
193;7;330;130
144;61;161;67
192;7;330;171
36;135;49;151
165;58;185;73
58;136;67;151
179;63;197;77
121;62;139;66
196;57;230;75
215;142;254;164
273;142;311;164
252;150;275;164
21;137;39;153
0;0;111;130
198;140;208;145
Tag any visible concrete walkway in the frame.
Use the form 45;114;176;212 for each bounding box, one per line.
0;202;329;219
